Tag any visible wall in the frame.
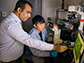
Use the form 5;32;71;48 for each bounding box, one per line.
0;0;18;21
42;0;62;24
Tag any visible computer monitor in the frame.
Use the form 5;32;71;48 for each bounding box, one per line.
73;32;84;63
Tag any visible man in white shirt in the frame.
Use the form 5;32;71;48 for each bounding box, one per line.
0;0;66;63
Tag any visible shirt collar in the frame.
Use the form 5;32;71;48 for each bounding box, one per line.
33;27;42;39
10;12;21;23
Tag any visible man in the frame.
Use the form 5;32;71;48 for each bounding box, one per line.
0;0;66;63
25;15;58;63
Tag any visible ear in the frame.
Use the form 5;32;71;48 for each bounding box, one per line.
33;24;36;28
17;7;22;13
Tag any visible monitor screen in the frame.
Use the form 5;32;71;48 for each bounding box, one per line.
73;32;84;63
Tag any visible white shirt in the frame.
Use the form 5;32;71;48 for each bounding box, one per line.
0;12;53;62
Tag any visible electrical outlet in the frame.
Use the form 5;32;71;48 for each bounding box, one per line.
2;12;7;17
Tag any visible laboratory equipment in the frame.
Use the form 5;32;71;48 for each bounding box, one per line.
67;31;84;63
68;5;84;33
47;22;62;44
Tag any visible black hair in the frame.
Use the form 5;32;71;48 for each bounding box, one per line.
32;15;45;25
14;0;33;11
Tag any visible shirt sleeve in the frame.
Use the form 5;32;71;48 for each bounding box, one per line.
29;47;50;57
6;22;53;51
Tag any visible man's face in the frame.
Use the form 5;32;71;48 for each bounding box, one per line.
19;4;32;21
34;22;45;33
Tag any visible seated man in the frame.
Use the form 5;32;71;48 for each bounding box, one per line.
25;15;58;63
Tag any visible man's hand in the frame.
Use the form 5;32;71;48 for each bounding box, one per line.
52;45;67;53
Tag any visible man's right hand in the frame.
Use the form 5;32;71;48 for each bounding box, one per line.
52;45;67;53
